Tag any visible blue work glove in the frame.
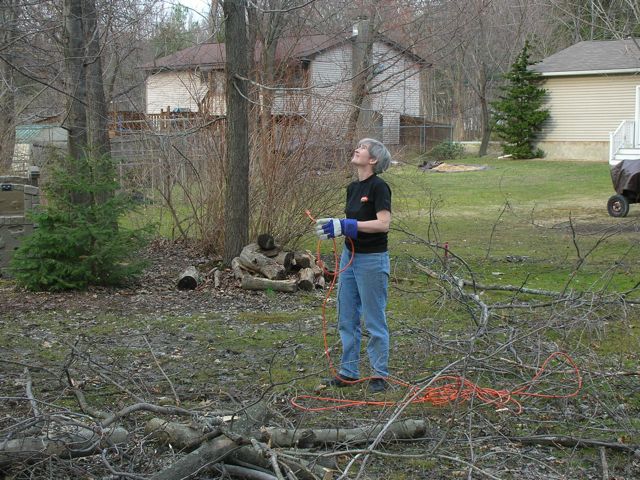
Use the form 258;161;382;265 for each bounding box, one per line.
315;218;358;240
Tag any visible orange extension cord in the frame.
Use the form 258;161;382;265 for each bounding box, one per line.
293;211;582;414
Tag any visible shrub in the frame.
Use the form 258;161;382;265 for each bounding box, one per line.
428;141;465;161
10;153;151;291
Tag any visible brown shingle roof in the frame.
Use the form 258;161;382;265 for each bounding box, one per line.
531;39;640;75
142;34;340;71
143;32;429;71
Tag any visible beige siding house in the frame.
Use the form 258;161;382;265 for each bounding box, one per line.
531;39;640;161
142;31;428;145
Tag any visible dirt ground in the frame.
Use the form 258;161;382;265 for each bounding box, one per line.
2;240;640;479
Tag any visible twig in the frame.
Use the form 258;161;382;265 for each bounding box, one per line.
251;438;285;480
100;449;147;480
144;335;181;406
437;454;503;480
101;402;206;429
23;368;40;418
509;435;640;453
599;447;609;480
340;359;463;480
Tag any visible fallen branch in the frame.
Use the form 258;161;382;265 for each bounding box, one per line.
150;435;241;480
509;435;640;453
414;261;560;297
145;418;218;451
0;423;128;467
262;419;426;448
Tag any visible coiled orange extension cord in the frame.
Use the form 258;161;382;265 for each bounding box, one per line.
293;211;582;413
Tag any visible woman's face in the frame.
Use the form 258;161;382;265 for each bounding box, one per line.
351;143;373;167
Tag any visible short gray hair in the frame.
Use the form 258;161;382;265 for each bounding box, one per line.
359;138;391;173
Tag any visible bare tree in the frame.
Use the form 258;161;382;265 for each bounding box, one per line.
0;0;19;172
223;0;250;265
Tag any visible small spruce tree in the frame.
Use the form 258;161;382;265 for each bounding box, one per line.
492;40;549;159
10;153;151;291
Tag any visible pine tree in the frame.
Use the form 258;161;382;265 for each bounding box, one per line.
9;153;151;291
492;40;549;159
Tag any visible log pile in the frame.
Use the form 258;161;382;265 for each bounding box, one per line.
232;234;327;293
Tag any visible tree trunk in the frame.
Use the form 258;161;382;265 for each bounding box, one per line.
222;0;250;266
83;0;111;158
63;0;88;163
0;0;18;173
346;16;376;143
478;65;491;157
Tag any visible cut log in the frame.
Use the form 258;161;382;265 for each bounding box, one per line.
261;419;426;448
0;425;128;466
297;268;315;292
273;251;294;271
177;266;201;290
260;247;281;258
257;233;276;250
315;275;326;290
239;244;286;280
241;276;298;293
231;257;248;281
292;251;314;270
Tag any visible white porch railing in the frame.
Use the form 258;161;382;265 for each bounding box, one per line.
609;119;635;163
272;89;309;115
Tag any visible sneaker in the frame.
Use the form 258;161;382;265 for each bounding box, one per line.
326;374;358;387
369;378;388;393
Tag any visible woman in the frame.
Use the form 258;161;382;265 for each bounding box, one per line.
315;138;392;393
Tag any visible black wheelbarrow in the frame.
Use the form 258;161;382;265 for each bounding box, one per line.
607;159;640;217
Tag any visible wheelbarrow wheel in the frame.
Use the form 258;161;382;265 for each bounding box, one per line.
607;194;629;217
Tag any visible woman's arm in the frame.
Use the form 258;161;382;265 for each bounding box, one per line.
357;210;391;233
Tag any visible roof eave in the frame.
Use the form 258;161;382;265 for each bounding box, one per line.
142;63;225;72
536;67;640;77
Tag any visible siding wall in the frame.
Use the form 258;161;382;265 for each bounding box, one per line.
539;74;639;142
145;71;208;114
309;41;422;144
309;45;353;122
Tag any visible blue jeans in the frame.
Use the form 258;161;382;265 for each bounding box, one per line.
337;248;390;379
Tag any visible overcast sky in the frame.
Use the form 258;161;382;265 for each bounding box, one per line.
166;0;210;19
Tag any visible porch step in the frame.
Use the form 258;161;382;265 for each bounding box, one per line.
614;148;640;161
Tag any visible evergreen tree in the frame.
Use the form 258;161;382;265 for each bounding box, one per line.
152;5;200;59
492;41;549;159
10;153;151;291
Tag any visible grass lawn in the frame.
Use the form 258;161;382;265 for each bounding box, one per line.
382;157;639;292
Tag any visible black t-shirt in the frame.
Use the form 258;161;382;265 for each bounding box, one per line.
344;174;392;253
